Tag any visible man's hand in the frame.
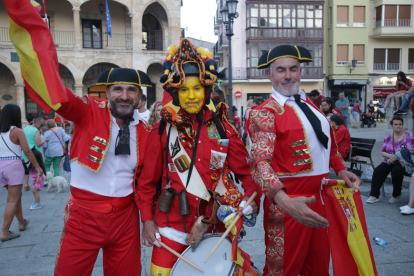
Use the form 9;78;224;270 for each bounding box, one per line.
142;220;159;247
237;196;259;216
337;170;360;188
273;190;329;228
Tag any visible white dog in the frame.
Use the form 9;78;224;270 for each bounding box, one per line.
46;172;69;193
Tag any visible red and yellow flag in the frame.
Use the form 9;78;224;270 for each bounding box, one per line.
4;0;68;113
224;215;251;272
322;180;378;276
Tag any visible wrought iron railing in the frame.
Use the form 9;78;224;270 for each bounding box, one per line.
247;28;323;40
376;19;412;27
103;33;133;50
51;30;74;46
0;27;12;45
373;63;401;71
409;63;414;71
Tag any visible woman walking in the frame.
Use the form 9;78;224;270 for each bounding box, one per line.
42;119;70;177
0;104;43;241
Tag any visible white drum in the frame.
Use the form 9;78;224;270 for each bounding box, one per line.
170;234;262;276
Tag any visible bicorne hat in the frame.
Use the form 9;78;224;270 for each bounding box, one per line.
97;68;152;87
257;45;313;69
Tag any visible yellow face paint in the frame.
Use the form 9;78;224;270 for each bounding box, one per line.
178;77;205;114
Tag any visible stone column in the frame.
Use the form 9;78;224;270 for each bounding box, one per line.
15;83;27;127
73;7;81;50
74;84;83;97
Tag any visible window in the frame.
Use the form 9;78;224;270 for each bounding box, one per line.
246;4;323;29
409;49;414;71
353;6;365;27
337;6;349;27
337;45;349;65
376;5;412;27
329;45;332;66
82;20;102;49
142;14;163;50
353;45;365;65
329;7;332;28
374;49;401;71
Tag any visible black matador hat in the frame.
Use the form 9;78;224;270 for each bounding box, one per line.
257;45;313;69
97;68;152;87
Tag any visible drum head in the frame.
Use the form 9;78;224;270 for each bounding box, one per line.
170;234;235;276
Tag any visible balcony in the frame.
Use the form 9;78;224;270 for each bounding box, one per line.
373;20;414;38
219;34;228;49
224;67;248;80
408;63;414;71
0;27;132;50
214;16;220;31
336;61;349;66
247;28;323;41
216;9;222;24
373;63;401;71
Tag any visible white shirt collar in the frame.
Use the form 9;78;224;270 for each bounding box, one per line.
271;87;306;106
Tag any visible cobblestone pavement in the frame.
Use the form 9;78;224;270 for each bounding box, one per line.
1;122;414;275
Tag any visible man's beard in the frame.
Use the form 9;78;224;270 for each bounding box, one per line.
273;79;301;97
110;98;138;116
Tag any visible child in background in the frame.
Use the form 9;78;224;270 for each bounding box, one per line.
28;149;46;210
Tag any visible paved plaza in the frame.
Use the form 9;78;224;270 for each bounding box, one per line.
1;121;414;275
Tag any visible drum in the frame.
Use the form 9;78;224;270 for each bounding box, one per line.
170;234;262;276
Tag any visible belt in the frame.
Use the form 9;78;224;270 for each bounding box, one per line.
70;193;134;215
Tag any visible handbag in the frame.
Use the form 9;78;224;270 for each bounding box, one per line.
50;129;67;156
0;133;29;175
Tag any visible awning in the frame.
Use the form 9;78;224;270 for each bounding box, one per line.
333;79;368;86
373;88;395;97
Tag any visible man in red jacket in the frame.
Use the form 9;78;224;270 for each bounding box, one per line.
137;38;262;276
248;45;360;276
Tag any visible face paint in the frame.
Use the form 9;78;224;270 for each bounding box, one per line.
178;77;205;114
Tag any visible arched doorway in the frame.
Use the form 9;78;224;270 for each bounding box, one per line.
0;63;17;109
142;2;168;51
142;14;162;50
146;63;163;107
82;63;120;97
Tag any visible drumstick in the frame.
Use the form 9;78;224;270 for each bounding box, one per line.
158;240;204;273
204;191;257;263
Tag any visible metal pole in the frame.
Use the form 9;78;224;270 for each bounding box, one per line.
227;19;233;122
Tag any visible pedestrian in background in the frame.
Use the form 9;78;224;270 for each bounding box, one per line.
383;71;412;113
321;97;345;124
22;117;48;191
28;149;46;210
329;114;351;159
335;92;350;129
0;104;43;242
138;94;150;122
309;89;325;110
42;119;70;177
352;100;362;128
367;117;412;204
232;105;241;135
147;101;163;127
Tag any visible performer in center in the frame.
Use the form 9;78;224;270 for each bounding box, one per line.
137;38;262;276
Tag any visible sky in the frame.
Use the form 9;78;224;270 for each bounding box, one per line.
181;0;217;43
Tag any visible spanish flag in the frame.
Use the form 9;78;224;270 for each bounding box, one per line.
224;214;251;272
322;180;378;276
4;0;68;113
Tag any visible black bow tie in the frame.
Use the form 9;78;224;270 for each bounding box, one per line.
294;94;329;149
111;111;134;155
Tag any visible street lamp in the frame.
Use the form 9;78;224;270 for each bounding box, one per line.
221;0;238;122
98;2;105;14
350;58;358;74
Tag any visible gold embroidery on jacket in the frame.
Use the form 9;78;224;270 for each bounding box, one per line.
291;139;306;147
294;158;311;166
87;154;101;163
266;202;284;275
292;149;310;156
93;136;107;145
90;145;104;154
264;99;285;115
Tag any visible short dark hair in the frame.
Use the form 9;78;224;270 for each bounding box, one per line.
0;104;22;132
330;113;344;126
141;94;147;102
390;116;403;126
309;90;320;97
253;99;261;105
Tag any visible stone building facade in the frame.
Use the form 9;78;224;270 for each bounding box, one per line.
0;0;182;123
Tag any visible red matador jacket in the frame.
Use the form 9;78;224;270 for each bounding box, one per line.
247;96;347;201
56;89;151;194
137;104;262;233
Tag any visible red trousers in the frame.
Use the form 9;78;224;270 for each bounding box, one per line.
55;187;141;276
263;174;330;276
